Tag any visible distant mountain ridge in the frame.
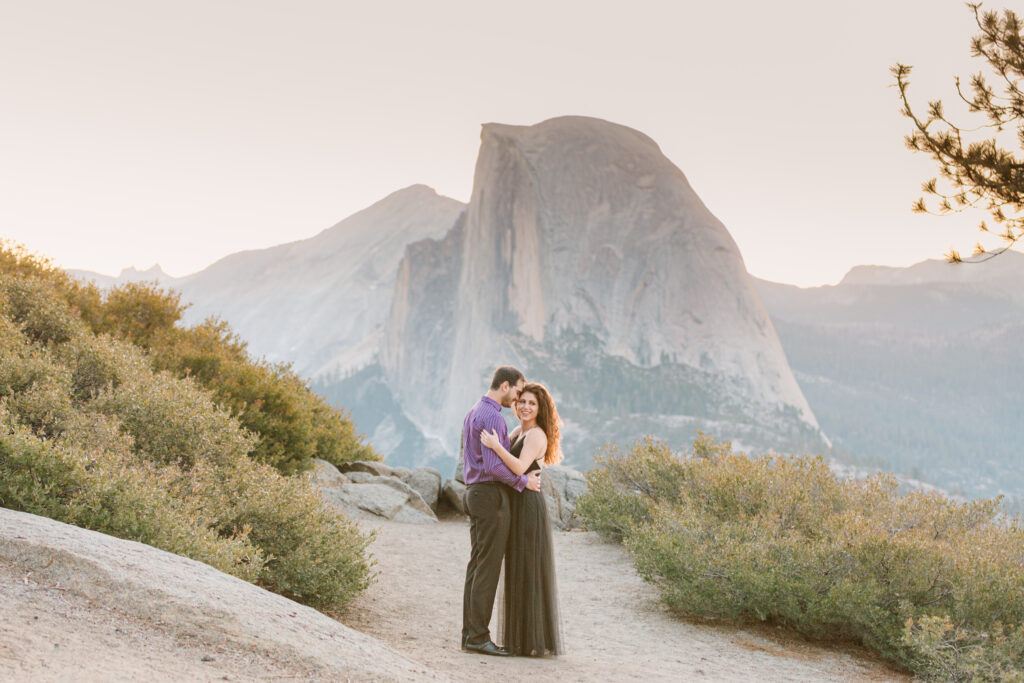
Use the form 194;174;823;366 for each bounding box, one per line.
839;250;1024;288
68;263;174;289
74;185;465;377
753;255;1024;505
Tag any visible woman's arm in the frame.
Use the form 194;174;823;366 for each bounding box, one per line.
481;428;546;476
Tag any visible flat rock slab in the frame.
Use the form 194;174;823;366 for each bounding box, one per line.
315;459;437;523
335;480;436;523
0;507;443;681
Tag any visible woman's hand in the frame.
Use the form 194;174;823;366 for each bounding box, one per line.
480;428;501;450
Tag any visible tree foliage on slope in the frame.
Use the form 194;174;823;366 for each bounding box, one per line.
0;243;376;473
894;3;1024;262
0;243;375;610
91;282;377;473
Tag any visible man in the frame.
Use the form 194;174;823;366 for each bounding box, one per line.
461;365;542;656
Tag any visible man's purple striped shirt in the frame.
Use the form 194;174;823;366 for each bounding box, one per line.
462;396;527;492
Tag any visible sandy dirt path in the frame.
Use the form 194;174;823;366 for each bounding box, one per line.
341;516;910;683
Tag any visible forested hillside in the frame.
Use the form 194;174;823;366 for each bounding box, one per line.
755;255;1024;505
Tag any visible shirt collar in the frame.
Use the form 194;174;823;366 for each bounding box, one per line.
481;396;501;411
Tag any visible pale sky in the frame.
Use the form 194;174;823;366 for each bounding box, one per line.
0;0;1013;286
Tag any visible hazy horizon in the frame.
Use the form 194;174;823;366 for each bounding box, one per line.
62;177;1022;288
3;0;1017;286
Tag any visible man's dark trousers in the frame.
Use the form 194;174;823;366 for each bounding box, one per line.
462;481;511;646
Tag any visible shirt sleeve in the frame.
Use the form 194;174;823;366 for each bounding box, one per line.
478;412;527;492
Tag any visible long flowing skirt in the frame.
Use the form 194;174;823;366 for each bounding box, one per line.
497;488;564;656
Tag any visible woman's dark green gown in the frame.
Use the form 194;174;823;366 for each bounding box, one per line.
497;433;564;656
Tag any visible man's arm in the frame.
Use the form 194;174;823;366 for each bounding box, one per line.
481;427;545;476
477;413;528;491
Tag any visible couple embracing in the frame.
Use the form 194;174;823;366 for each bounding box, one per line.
461;365;565;658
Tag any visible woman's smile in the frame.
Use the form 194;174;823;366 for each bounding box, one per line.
517;393;539;421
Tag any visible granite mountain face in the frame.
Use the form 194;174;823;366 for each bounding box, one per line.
74;117;828;469
374;116;826;466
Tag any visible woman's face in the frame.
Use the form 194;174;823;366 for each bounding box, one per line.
517;391;539;422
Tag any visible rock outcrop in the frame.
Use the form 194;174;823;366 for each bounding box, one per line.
0;507;439;681
401;467;442;510
313;459;439;524
442;478;467;515
542;465;588;530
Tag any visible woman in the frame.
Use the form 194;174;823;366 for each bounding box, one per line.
480;382;564;657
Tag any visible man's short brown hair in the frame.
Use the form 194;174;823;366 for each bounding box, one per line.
490;365;525;390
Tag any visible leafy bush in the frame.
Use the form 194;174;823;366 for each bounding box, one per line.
0;245;375;611
189;457;375;609
574;436;688;540
98;281;184;349
92;284;377;473
0;242;103;333
577;434;1024;679
903;616;1024;682
150;318;377;473
0;418;264;581
89;351;256;468
0;240;377;475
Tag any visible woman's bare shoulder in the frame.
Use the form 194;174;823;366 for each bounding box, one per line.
525;427;548;446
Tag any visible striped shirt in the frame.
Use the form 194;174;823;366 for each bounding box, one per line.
461;396;527;491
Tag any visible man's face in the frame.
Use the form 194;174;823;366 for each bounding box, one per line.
500;379;525;408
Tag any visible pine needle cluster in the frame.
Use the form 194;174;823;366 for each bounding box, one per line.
894;3;1024;263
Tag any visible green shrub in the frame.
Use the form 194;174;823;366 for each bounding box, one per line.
0;273;82;345
98;281;184;349
574;436;687;540
0;246;376;611
90;358;256;468
91;285;377;473
151;318;377;473
0;418;264;581
903;616;1024;682
0;317;75;435
190;457;376;610
55;332;130;400
577;435;1024;679
0;240;103;326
